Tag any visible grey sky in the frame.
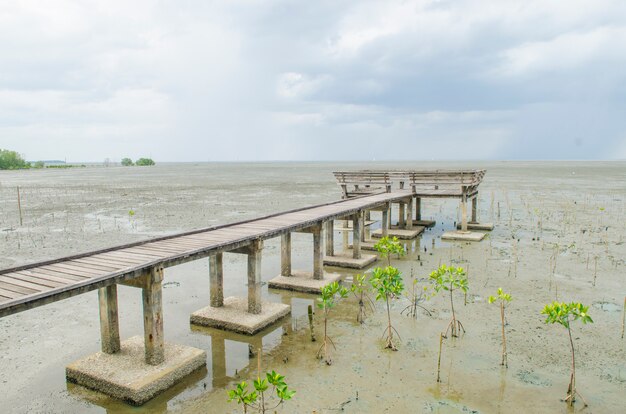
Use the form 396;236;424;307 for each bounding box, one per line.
1;0;625;162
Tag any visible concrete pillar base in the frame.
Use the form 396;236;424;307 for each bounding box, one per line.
323;252;377;269
456;222;494;231
441;231;487;241
190;296;290;335
66;336;206;406
413;219;437;228
371;226;424;239
268;270;342;294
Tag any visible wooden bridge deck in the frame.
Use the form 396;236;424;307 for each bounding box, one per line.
0;189;414;318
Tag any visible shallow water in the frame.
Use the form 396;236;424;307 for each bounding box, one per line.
0;161;625;413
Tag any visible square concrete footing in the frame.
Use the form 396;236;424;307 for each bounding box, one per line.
441;231;486;241
268;270;343;294
66;336;206;406
456;222;494;231
414;220;437;228
348;241;377;251
323;252;377;269
190;296;290;335
372;226;424;239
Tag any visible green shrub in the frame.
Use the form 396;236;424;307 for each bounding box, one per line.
0;149;30;170
135;157;155;166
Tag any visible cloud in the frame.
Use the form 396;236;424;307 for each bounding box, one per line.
0;0;625;161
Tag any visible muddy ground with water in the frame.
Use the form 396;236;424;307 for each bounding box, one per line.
0;161;624;413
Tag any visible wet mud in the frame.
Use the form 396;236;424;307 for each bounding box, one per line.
0;161;624;413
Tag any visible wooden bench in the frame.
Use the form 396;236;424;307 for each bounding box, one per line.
333;171;392;198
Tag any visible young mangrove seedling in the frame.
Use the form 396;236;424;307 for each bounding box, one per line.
541;301;593;407
227;353;295;414
430;264;468;338
317;281;349;364
351;273;375;324
488;288;512;367
374;236;405;266
370;265;405;350
401;268;432;318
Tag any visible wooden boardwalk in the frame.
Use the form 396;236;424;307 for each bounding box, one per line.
0;189;414;318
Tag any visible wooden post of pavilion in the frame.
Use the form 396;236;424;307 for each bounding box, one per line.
471;195;478;223
460;187;468;232
415;197;422;221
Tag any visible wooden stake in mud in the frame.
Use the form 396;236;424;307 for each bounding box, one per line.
593;256;598;287
621;296;625;340
308;304;316;342
17;186;23;226
437;332;444;382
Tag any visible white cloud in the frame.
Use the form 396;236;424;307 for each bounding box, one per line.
0;0;625;161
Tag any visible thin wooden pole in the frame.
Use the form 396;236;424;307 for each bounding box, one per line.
622;296;626;339
17;186;23;226
437;332;443;382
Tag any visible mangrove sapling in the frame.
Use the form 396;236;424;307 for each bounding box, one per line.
317;281;349;364
488;288;512;367
374;236;405;266
541;302;593;407
351;274;375;324
370;265;405;350
430;265;468;338
227;354;295;413
401;269;432;318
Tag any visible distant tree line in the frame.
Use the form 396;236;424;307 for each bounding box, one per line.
121;157;155;166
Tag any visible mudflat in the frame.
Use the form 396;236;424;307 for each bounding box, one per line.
0;161;624;413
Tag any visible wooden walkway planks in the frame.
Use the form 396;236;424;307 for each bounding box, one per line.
0;190;413;317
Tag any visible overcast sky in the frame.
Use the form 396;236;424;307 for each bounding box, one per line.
1;0;625;162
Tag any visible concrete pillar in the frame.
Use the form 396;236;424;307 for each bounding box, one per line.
248;240;263;314
353;212;362;259
210;334;226;388
313;225;323;280
98;284;120;354
471;195;478;223
142;266;164;365
281;233;291;277
461;190;468;232
399;202;406;228
382;206;389;237
416;197;422;221
365;210;371;239
406;197;413;230
342;220;349;250
210;253;224;307
325;220;334;256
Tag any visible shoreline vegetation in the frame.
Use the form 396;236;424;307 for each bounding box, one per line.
0;149;155;170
